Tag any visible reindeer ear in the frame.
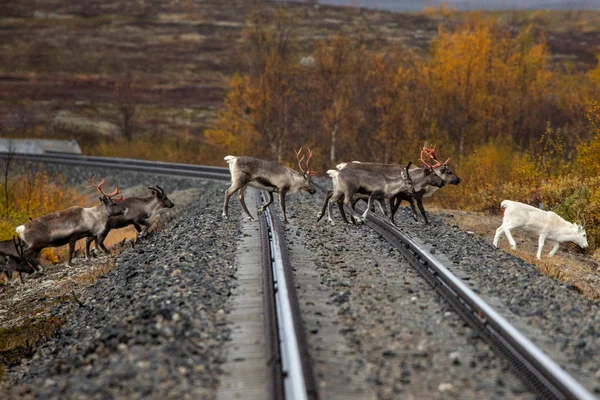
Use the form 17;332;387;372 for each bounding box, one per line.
99;196;105;203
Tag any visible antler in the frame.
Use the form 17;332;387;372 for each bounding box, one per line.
577;209;587;229
294;147;317;176
86;175;123;201
303;147;316;176
422;144;452;168
13;235;25;260
420;148;436;169
294;147;306;173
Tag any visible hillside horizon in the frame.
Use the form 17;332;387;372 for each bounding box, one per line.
312;0;600;11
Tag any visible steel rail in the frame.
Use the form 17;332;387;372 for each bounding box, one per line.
361;209;596;400
0;152;230;181
260;193;318;400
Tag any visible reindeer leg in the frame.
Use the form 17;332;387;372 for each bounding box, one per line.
279;189;289;223
376;200;387;216
137;219;151;239
406;198;418;222
258;191;274;216
503;227;517;250
18;272;24;285
536;234;547;260
223;179;247;220
349;198;359;225
361;194;376;221
415;196;430;225
328;192;343;225
493;225;504;247
338;196;350;225
237;186;256;221
317;190;333;222
344;194;363;224
548;240;560;257
85;237;94;259
68;238;77;265
98;237;111;255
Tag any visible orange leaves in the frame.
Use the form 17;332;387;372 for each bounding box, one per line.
0;171;88;242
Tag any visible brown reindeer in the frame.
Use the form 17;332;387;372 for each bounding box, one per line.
223;148;317;223
85;185;174;257
16;176;128;265
1;236;37;285
390;145;461;224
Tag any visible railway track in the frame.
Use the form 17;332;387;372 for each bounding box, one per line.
2;152;596;399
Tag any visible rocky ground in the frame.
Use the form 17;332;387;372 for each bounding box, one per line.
2;178;238;399
1;168;599;398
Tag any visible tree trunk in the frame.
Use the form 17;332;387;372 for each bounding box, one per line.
330;122;338;164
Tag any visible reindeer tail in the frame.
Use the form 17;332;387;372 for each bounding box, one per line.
224;155;236;163
326;169;339;178
500;200;512;209
15;225;25;239
336;162;347;170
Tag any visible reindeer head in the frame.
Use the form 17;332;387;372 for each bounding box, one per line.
295;147;317;195
422;144;461;185
420;148;445;188
12;235;36;274
575;210;589;249
149;185;175;209
86;175;128;217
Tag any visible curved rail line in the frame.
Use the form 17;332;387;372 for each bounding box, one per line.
5;152;595;399
0;152;230;180
363;210;595;400
315;179;596;400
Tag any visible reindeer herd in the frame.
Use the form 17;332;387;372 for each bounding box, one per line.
1;176;174;285
223;145;589;260
0;145;589;286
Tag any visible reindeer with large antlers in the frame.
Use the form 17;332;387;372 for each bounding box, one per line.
16;176;128;265
329;144;460;225
223;148;317;223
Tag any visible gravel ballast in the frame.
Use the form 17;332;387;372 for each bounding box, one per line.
1;163;599;398
4;179;240;399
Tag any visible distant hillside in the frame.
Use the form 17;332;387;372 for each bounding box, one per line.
0;0;598;157
317;0;600;12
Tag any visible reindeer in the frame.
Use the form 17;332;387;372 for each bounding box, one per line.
324;161;419;225
16;176;128;265
493;200;588;260
318;147;446;225
223;148;317;223
1;236;37;285
316;162;413;224
85;185;174;258
389;145;461;224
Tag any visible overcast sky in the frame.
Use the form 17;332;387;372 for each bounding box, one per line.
312;0;600;11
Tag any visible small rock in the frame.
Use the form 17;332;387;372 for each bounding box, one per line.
171;269;182;277
438;383;455;392
449;351;461;365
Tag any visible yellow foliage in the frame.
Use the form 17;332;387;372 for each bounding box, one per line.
0;171;88;263
575;100;600;176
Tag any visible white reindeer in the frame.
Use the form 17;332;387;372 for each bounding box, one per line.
493;200;588;260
